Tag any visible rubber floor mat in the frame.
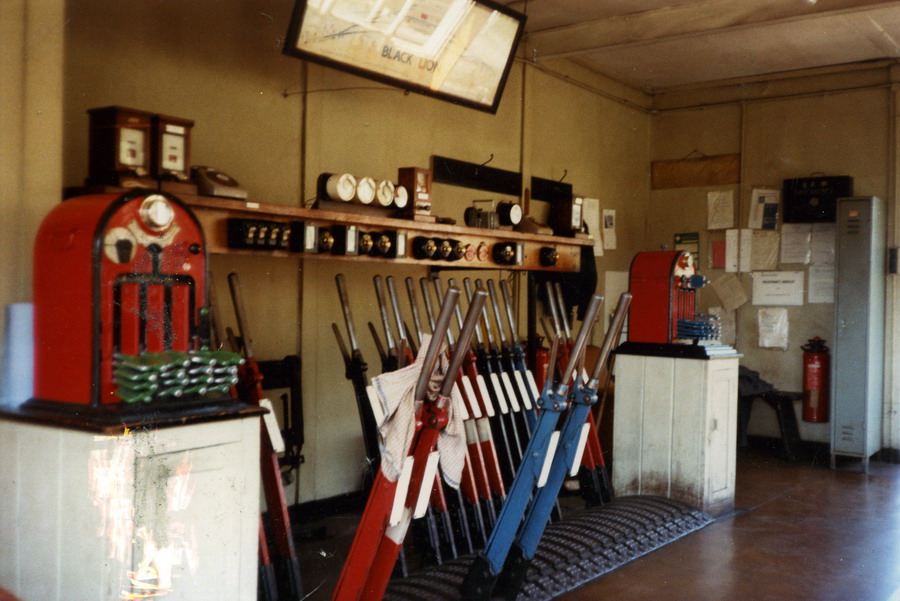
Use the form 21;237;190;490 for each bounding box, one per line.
383;495;713;601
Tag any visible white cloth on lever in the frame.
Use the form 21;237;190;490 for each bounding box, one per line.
437;381;467;490
371;334;466;488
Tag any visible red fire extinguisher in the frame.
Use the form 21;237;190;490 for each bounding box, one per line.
801;337;830;423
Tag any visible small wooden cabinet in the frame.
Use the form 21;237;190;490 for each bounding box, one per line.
612;353;739;516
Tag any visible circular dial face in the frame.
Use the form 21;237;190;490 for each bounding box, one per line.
103;227;137;264
327;173;357;202
376;180;395;207
393;185;409;209
355;177;376;204
139;195;175;231
504;203;523;225
487;202;523;227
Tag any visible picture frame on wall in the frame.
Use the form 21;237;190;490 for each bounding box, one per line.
283;0;526;114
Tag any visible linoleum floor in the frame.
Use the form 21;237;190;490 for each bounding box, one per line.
296;447;900;601
558;449;900;601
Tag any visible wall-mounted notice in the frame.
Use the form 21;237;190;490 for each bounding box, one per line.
758;307;789;350
739;229;753;272
725;228;739;272
710;240;726;269
808;264;835;303
752;271;804;305
751;230;780;271
780;223;812;264
602;209;617;250
707;190;734;230
711;273;749;312
583;197;603;257
811;223;836;265
748;188;780;230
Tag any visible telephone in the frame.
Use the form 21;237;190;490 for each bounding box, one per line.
191;166;248;200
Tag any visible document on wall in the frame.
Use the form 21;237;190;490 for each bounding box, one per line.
758;307;789;350
808;263;835;303
707;190;734;230
780;223;812;264
750;230;780;271
811;223;836;265
583;197;603;257
602;209;617;250
752;271;804;305
725;228;739;272
748;188;780;229
710;240;726;269
739;228;753;272
711;273;749;312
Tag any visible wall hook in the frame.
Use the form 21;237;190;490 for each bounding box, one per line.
559;169;567;182
480;154;494;167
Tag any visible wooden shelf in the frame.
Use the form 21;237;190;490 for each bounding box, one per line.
62;186;591;271
182;194;591;272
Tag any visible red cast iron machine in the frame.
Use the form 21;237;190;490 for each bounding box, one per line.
627;250;711;345
28;190;240;420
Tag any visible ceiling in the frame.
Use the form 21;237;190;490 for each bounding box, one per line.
503;0;900;92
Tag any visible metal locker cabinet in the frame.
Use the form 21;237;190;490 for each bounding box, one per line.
831;196;885;469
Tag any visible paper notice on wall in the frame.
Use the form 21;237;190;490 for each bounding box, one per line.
758;307;789;349
780;223;812;264
708;306;736;345
583;197;603;257
739;229;753;272
711;273;749;312
602;209;617;250
752;271;804;305
811;223;836;265
808;263;835;303
725;228;739;272
750;230;780;271
707;190;734;230
710;240;726;269
748;188;780;229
